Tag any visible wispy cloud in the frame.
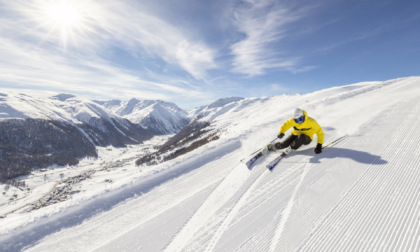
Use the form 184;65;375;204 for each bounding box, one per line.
5;0;217;79
0;0;217;108
0;37;206;100
229;0;313;76
92;1;217;80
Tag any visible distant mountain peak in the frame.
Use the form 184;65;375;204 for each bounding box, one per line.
51;94;76;101
207;97;244;109
99;98;190;134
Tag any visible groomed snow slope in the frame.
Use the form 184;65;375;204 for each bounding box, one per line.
1;77;420;251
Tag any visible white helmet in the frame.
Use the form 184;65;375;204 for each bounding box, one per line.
292;108;304;119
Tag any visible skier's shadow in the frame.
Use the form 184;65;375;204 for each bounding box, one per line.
305;147;388;165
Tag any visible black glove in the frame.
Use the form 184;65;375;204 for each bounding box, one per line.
314;143;322;154
278;133;284;139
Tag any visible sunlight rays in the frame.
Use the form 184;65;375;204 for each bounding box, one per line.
30;0;100;49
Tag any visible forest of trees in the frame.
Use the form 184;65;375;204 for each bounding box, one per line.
0;119;98;181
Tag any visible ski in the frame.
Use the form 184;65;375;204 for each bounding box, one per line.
266;148;292;171
266;135;349;171
245;152;263;169
242;137;278;170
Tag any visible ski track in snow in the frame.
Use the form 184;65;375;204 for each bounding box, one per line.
163;162;253;252
0;142;240;252
204;146;342;252
183;98;420;251
297;101;420;251
181;149;317;252
205;167;270;252
270;161;312;252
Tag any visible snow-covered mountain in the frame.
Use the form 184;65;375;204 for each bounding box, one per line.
96;99;190;134
1;92;151;138
1;76;420;251
136;97;248;166
0;93;154;180
188;97;244;118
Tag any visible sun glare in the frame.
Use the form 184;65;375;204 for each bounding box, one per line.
46;2;81;26
34;0;98;49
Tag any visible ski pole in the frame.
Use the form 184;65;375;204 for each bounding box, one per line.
240;137;278;164
322;134;348;149
248;137;278;156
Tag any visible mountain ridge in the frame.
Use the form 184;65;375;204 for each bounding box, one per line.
95;98;190;134
0;93;190;180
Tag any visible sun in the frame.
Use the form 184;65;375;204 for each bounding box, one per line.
45;2;82;26
35;0;95;49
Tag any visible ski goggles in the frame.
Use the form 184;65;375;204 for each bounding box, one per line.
294;116;304;123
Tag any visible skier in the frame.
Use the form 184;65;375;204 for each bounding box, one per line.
266;108;324;154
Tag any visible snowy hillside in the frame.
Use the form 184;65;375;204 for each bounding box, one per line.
0;92;189;181
1;92;111;123
135;96;246;166
0;92;149;139
0;93;153;180
97;99;190;134
188;97;244;119
1;77;420;251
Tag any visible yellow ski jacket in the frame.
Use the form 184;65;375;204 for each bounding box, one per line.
279;110;325;144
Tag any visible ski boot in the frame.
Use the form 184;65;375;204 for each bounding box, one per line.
262;143;276;155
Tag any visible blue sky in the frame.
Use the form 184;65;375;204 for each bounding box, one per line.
0;0;419;109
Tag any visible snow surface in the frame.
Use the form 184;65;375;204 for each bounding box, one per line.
1;77;420;251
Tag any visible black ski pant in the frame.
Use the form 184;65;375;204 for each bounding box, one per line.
274;134;312;150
